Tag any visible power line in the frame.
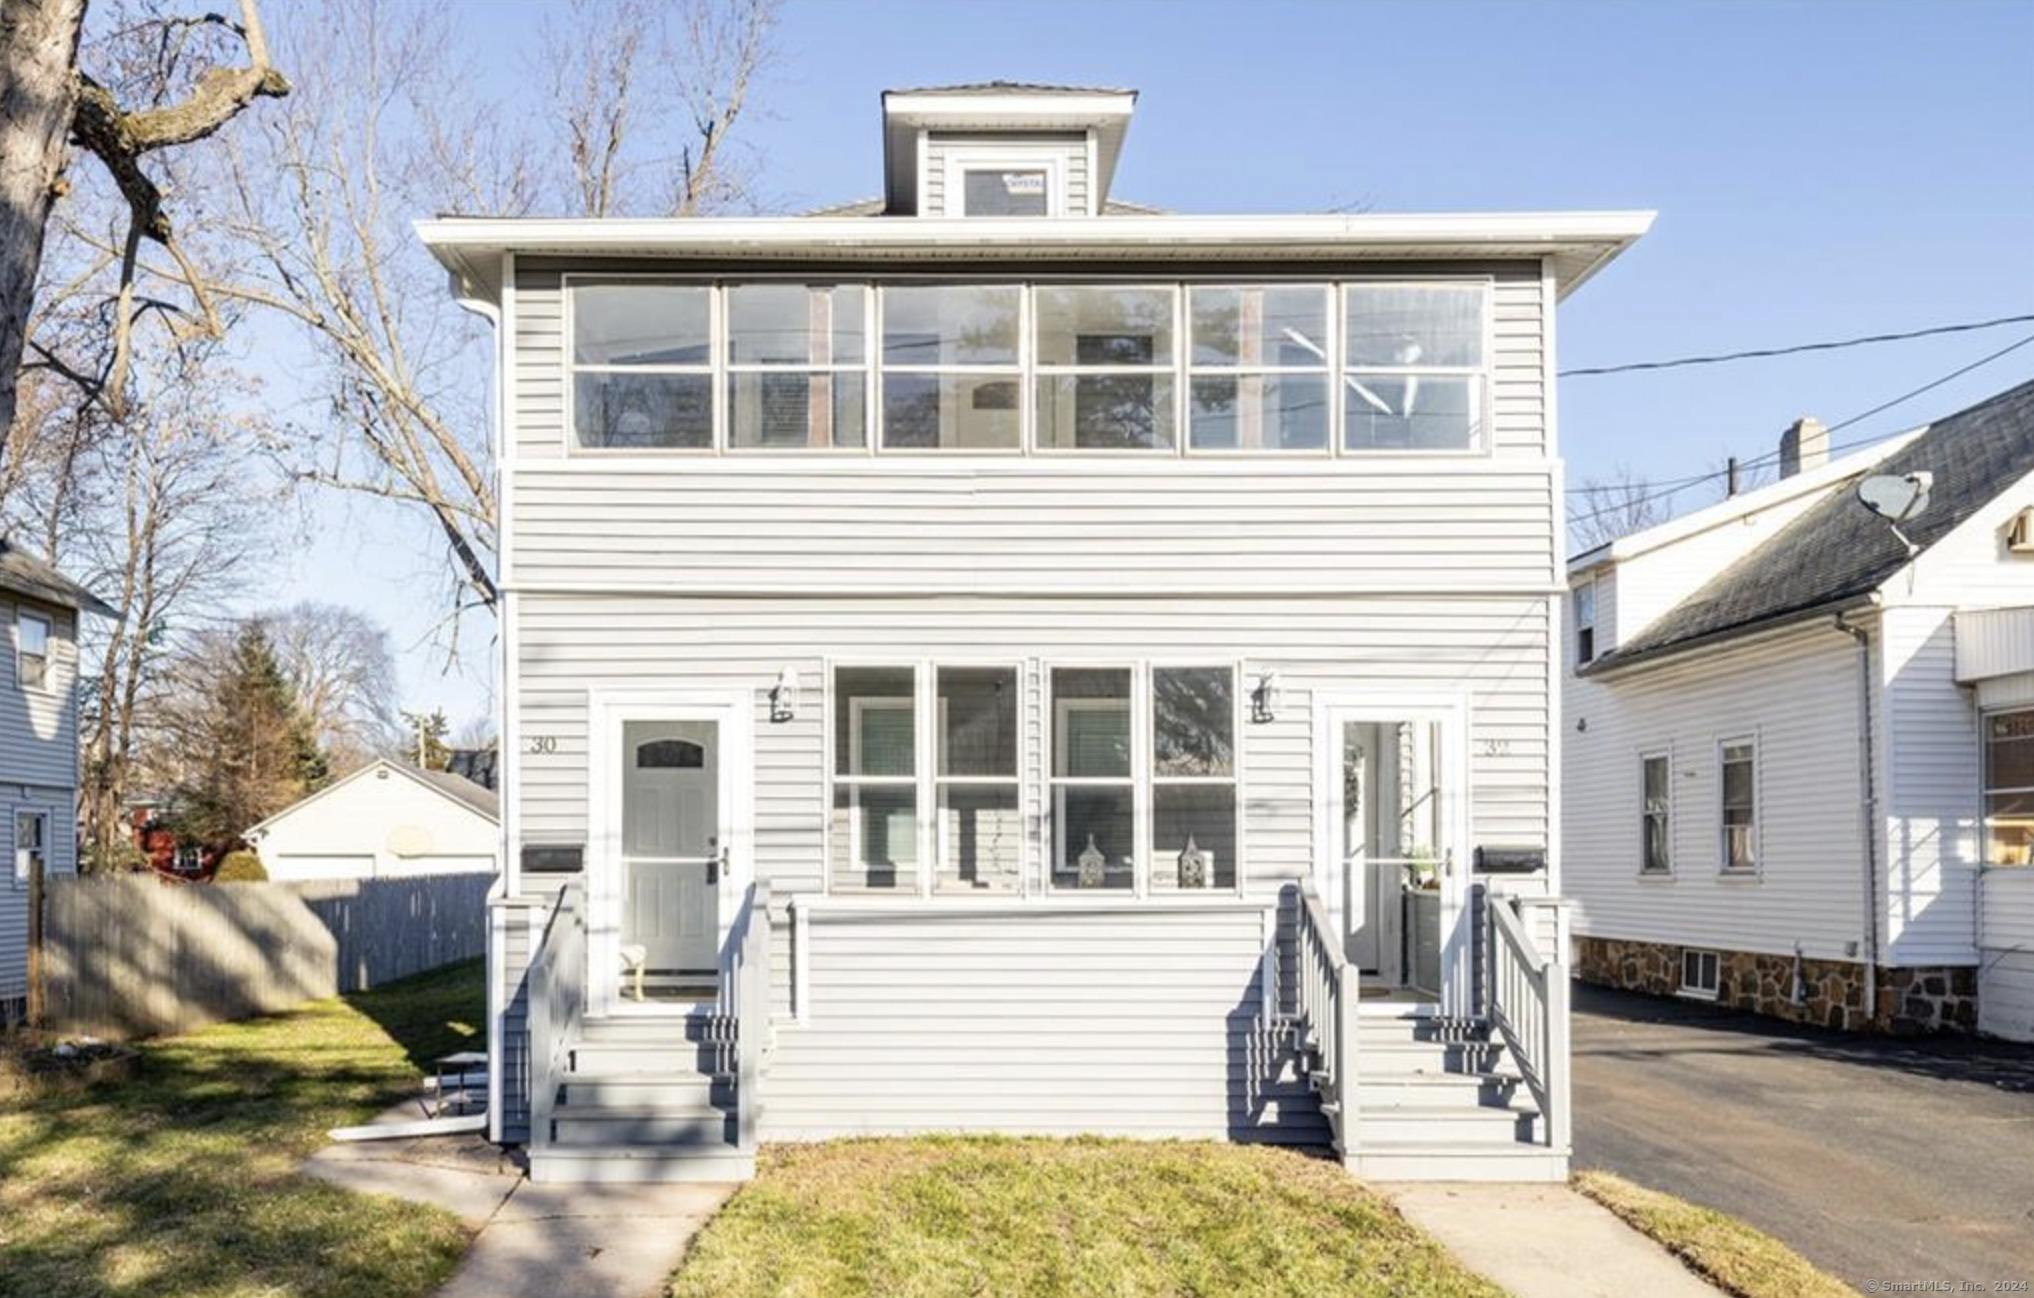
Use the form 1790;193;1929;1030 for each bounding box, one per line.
1565;332;2034;524
1559;313;2034;378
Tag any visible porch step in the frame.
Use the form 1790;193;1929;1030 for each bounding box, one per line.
558;1071;737;1107
528;1142;754;1184
1350;1144;1569;1183
550;1102;737;1146
1353;1070;1520;1107
1357;1100;1540;1145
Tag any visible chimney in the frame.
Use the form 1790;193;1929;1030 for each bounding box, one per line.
1780;416;1828;478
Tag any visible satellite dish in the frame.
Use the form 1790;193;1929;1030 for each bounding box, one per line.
1857;471;1933;524
1857;471;1934;556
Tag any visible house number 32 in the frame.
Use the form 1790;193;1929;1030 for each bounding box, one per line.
526;736;558;754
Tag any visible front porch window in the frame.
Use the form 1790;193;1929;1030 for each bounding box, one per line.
936;666;1021;892
1033;286;1178;451
1152;667;1238;890
1051;668;1136;889
1985;709;2034;865
1186;285;1330;451
880;286;1022;450
831;667;918;890
726;284;868;448
1342;283;1486;451
570;282;713;449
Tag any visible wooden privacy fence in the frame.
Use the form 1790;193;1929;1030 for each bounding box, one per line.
40;872;492;1038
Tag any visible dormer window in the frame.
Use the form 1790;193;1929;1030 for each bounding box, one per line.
944;148;1065;217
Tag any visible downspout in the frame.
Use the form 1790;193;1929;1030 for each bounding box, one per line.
1836;604;1882;1026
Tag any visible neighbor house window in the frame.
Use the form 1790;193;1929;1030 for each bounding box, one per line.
1679;948;1719;999
570;282;713;449
1984;709;2034;866
935;667;1022;893
14;811;46;885
1574;580;1597;666
1720;739;1757;871
726;284;869;448
16;610;50;691
1342;282;1487;451
831;667;918;889
880;286;1023;449
1151;667;1238;889
1051;668;1135;889
1186;285;1330;451
1641;753;1671;874
961;168;1051;217
1033;286;1178;451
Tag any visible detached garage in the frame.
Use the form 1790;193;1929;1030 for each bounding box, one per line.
245;760;499;881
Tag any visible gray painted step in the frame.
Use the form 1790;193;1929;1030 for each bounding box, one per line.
570;1039;733;1076
1358;1102;1539;1145
551;1104;738;1146
528;1143;754;1184
577;1015;734;1044
1352;1071;1520;1107
558;1071;736;1107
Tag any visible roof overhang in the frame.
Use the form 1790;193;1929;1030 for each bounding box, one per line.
418;210;1656;306
1578;593;1878;679
881;88;1137;214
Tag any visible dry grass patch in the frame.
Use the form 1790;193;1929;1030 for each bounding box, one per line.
669;1137;1506;1298
1574;1170;1853;1298
0;961;481;1298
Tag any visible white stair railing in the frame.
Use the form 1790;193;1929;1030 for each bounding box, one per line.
1484;891;1571;1152
1296;882;1359;1160
729;880;773;1152
527;879;586;1155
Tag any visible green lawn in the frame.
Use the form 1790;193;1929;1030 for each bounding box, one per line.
669;1137;1505;1298
1574;1171;1854;1298
0;961;482;1298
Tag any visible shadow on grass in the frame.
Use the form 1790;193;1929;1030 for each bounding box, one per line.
0;959;486;1298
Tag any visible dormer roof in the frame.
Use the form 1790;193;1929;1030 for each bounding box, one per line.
881;83;1138;216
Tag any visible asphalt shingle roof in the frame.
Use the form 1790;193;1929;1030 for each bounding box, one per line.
0;537;117;617
412;766;500;819
1586;377;2034;673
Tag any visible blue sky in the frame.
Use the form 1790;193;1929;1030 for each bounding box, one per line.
282;0;2034;727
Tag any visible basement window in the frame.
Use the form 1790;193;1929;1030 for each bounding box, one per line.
1679;948;1719;999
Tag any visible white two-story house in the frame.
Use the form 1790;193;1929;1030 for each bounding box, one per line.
422;82;1651;1181
2;537;114;1020
1565;380;2034;1040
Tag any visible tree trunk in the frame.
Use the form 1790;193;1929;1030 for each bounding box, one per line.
0;0;87;461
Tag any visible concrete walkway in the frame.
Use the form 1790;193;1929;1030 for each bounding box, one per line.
1384;1183;1719;1298
305;1103;736;1298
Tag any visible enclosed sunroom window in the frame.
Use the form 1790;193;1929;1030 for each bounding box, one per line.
1051;668;1135;888
1186;286;1330;451
726;284;869;448
571;283;713;449
831;667;918;889
880;286;1023;449
1034;287;1177;451
936;667;1021;893
1342;283;1486;451
1985;709;2034;866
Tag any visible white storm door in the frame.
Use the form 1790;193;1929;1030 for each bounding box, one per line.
622;718;721;982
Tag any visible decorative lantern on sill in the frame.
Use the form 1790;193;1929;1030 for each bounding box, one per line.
1177;836;1210;889
1076;835;1107;889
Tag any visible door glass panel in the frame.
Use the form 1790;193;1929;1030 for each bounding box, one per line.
620;719;721;996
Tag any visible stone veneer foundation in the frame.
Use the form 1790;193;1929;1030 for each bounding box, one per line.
1574;935;1978;1035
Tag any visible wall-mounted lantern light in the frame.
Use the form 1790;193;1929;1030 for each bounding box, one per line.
770;667;800;722
1250;669;1282;724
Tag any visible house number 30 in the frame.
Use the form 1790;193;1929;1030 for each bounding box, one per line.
526;736;558;754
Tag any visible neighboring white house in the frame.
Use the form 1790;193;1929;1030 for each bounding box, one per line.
243;759;499;881
1;538;115;1017
1565;379;2034;1040
422;81;1653;1182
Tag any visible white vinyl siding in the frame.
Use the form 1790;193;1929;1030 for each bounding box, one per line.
1878;605;1983;964
0;785;75;1005
1565;621;1867;962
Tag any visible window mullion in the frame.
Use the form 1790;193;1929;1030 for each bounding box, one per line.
1134;665;1151;899
918;661;934;898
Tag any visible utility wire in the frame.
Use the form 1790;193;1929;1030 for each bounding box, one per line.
1565;332;2034;524
1560;313;2034;378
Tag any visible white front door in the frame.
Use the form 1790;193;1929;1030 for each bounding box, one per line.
622;719;721;988
1317;695;1470;1008
589;695;750;1016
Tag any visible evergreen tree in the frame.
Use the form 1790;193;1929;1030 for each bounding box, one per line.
175;622;329;847
401;707;453;771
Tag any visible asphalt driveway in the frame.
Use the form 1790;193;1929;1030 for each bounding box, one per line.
1573;983;2034;1290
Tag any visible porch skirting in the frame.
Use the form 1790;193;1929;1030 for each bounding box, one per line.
1573;935;1979;1035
